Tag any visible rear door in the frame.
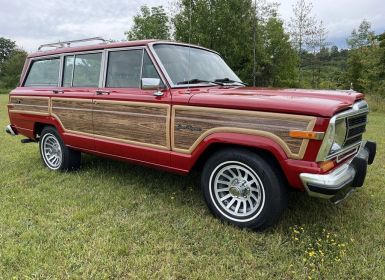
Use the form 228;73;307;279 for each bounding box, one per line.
51;51;103;150
8;56;61;139
92;47;171;167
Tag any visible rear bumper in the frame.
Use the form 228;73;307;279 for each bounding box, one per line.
300;141;376;202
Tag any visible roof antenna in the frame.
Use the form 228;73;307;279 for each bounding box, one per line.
253;0;257;87
186;0;192;94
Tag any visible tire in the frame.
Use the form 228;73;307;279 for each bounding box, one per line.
39;126;81;171
201;148;288;230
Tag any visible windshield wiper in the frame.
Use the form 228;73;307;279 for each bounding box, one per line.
214;78;248;86
177;79;224;86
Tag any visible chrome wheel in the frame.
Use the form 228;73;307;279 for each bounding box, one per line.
41;133;62;170
209;161;265;222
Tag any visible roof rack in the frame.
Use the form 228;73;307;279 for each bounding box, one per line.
38;37;108;51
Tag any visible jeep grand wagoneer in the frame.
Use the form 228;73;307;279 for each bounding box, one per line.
5;38;376;230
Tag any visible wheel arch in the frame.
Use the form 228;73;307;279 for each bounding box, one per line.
33;116;65;139
190;133;289;182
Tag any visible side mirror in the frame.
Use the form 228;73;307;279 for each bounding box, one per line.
141;78;161;90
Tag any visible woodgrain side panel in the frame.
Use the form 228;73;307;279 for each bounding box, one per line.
9;96;49;115
172;106;317;159
93;101;169;148
51;98;93;134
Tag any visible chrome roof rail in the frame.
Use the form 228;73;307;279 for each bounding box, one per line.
38;37;108;51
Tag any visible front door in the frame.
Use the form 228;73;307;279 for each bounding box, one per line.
92;48;171;167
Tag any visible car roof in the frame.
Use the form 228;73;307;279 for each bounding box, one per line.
28;40;217;58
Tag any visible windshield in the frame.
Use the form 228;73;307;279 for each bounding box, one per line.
153;44;242;86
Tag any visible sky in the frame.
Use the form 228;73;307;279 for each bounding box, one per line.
0;0;384;52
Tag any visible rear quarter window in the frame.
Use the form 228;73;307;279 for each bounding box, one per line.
24;58;60;87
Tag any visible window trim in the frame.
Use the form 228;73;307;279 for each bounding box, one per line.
22;55;61;87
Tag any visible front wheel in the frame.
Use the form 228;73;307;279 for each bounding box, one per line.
201;148;287;230
39;126;81;171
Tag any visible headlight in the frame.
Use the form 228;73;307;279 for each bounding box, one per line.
329;119;347;154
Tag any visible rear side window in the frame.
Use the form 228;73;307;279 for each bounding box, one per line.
63;53;102;87
62;56;74;87
24;58;60;87
106;50;143;88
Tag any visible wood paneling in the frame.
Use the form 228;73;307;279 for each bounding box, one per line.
51;98;93;134
9;96;49;115
93;100;169;149
50;98;170;150
172;106;317;159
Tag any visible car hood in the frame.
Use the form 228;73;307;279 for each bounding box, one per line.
187;87;364;117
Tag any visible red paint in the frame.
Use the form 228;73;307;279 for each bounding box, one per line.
7;40;365;192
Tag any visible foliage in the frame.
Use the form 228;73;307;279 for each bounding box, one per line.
260;17;298;86
288;0;316;53
0;37;16;67
125;5;170;40
347;20;375;49
173;0;298;86
345;21;385;96
0;49;27;88
0;94;384;278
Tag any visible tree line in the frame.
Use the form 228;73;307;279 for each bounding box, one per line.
1;0;384;98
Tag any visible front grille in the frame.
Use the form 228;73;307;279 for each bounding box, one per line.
343;113;368;148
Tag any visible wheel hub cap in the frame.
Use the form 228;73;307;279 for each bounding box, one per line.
229;179;251;198
42;134;62;170
210;162;266;220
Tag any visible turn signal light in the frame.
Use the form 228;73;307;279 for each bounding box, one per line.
319;160;335;172
289;130;324;140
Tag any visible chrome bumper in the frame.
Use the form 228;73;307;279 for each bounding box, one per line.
5;124;17;136
300;141;376;202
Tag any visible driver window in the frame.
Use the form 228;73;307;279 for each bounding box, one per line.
106;50;142;88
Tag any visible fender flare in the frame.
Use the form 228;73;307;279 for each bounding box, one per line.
189;132;289;167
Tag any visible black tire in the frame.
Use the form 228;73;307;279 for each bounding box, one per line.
39;126;81;171
201;148;288;230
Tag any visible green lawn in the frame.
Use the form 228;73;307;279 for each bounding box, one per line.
0;93;384;279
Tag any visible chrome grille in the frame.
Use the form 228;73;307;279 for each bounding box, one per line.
343;113;368;148
317;99;369;162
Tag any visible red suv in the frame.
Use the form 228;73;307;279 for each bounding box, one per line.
5;38;376;230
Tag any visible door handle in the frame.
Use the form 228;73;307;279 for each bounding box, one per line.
96;90;110;95
53;90;64;94
153;91;164;97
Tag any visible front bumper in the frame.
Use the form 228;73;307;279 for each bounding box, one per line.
300;141;376;203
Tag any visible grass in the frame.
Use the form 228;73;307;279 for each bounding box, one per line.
0;93;384;279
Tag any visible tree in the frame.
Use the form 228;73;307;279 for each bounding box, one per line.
173;0;255;83
125;6;170;40
252;0;280;86
0;49;28;88
308;20;328;87
260;17;298;86
346;20;376;92
347;20;375;49
0;37;16;73
173;0;298;86
346;21;384;95
288;0;316;84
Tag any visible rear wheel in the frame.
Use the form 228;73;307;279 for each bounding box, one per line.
201;148;287;230
39;127;81;171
